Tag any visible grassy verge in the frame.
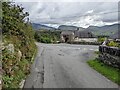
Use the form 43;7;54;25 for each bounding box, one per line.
94;51;100;54
87;59;120;85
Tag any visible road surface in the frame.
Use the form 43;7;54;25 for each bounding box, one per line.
24;43;118;88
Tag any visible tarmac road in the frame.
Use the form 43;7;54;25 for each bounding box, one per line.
24;43;118;88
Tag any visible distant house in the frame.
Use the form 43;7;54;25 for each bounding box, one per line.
74;30;97;42
60;31;74;42
74;30;95;38
60;29;97;43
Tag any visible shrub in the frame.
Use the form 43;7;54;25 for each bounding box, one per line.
107;41;119;47
40;37;51;43
34;30;61;43
98;37;106;43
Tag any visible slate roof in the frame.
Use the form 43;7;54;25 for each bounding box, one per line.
74;30;96;38
61;30;96;38
61;31;74;35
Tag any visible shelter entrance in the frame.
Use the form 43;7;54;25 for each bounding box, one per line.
63;35;69;42
60;31;74;43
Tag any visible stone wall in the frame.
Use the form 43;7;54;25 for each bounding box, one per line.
74;38;98;42
99;45;120;68
68;41;101;45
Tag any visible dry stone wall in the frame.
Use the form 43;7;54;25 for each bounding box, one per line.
99;45;120;68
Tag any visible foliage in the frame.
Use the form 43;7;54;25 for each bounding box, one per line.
94;51;100;54
34;30;61;43
40;37;52;43
97;35;109;43
97;37;106;43
2;2;37;88
107;41;119;47
87;59;120;85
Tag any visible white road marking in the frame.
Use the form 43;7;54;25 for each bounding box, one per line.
90;49;94;50
83;48;87;50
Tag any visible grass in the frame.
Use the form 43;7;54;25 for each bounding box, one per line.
94;51;100;54
87;59;120;85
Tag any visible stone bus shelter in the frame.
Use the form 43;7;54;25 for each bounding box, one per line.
60;31;74;43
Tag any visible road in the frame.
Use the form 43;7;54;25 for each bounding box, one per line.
24;43;118;88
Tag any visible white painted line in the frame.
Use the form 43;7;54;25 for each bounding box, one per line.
0;80;1;84
83;48;87;50
90;49;94;50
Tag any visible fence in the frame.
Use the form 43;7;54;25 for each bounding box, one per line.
99;45;120;68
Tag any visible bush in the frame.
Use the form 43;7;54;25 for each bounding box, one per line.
34;30;61;43
98;37;106;43
107;41;119;47
40;37;52;43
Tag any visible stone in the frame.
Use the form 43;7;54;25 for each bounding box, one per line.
17;50;22;61
19;80;25;88
6;44;14;54
99;53;119;68
0;43;5;50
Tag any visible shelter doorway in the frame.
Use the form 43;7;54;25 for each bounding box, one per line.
63;35;69;42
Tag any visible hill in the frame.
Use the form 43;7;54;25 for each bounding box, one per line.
58;25;79;30
58;25;85;31
85;24;119;36
109;31;120;39
58;24;119;36
32;23;119;36
32;23;56;30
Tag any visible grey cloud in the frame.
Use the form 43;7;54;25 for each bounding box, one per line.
37;6;46;13
101;14;118;22
15;2;118;27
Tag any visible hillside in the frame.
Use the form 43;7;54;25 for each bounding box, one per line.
58;24;119;36
34;24;119;36
32;23;56;30
109;31;120;39
58;25;78;30
85;24;119;36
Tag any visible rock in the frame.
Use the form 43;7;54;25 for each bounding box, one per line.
17;50;22;61
0;80;2;90
0;43;5;50
19;80;25;88
0;67;3;90
6;44;14;54
0;80;1;85
99;53;119;68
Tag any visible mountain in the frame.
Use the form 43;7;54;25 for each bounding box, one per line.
58;24;119;36
85;24;120;36
109;31;120;39
58;25;78;30
32;23;56;30
58;25;85;31
32;23;119;37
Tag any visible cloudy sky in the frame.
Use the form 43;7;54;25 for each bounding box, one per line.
14;0;119;28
